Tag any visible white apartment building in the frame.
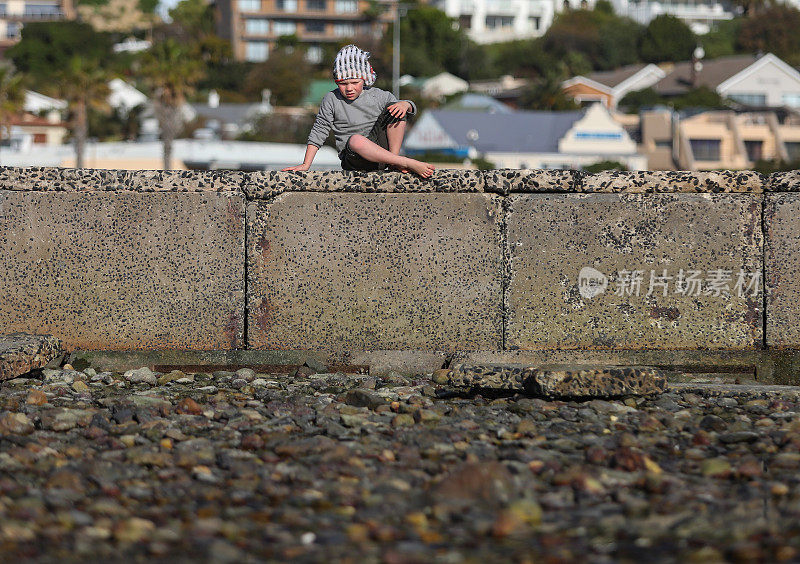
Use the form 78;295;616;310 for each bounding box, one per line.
430;0;800;43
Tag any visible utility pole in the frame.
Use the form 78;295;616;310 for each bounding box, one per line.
392;1;401;98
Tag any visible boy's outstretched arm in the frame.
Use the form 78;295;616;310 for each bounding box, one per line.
282;144;319;172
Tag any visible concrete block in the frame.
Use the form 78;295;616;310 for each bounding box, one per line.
765;193;800;348
247;192;503;351
581;170;764;193
482;169;577;194
0;191;245;350
769;171;800;192
0;333;63;381
346;350;448;376
0;166;243;192
507;193;762;350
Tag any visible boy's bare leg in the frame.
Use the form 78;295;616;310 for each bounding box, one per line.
386;121;405;154
385;122;409;172
348;134;435;178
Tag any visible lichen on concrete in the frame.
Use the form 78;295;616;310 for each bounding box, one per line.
0;333;63;381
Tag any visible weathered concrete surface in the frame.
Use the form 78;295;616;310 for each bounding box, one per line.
769;171;800;192
0;333;63;381
482;169;577;194
0;191;245;350
346;351;448;376
582;170;763;193
242;169;485;199
506;193;763;350
446;363;667;398
765;193;800;348
247;192;503;351
0;166;244;192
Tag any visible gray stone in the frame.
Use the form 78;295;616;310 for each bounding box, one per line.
247;192;503;351
0;333;63;382
506;193;762;350
765;194;800;348
123;367;157;386
0;191;245;350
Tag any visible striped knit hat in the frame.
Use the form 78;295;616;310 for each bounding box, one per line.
332;44;376;87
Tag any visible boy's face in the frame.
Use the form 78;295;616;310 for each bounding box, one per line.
337;78;364;101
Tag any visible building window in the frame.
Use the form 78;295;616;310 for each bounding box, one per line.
6;21;19;39
0;4;6;17
459;15;471;29
728;93;767;106
273;20;296;34
307;0;326;9
744;140;763;162
238;0;261;11
245;19;270;34
306;44;323;63
305;20;325;33
276;0;298;11
529;15;540;30
24;3;62;17
786;142;800;162
334;0;357;13
485;15;514;29
690;138;721;161
333;22;355;36
245;41;269;62
783;94;800;108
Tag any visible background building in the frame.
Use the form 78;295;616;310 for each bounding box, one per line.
0;0;74;51
214;0;387;62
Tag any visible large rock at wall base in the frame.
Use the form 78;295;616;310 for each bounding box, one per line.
506;193;763;350
0;191;245;350
446;363;667;398
247;192;503;351
0;334;63;381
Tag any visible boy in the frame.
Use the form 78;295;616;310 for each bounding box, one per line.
283;44;435;178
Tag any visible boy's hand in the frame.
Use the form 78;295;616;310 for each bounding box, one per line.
387;101;412;119
282;164;311;171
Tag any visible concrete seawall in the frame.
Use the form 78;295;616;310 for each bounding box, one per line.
2;166;800;377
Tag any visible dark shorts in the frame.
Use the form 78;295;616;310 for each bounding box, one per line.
340;105;408;172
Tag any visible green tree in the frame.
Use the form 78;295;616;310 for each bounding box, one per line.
243;45;311;106
518;71;580;110
0;63;25;150
618;87;664;112
738;5;800;66
56;57;111;168
168;0;232;64
640;15;696;63
140;39;204;169
542;8;643;71
485;39;556;78
700;18;742;59
395;3;468;77
7;22;113;85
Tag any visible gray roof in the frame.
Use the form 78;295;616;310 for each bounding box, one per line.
442;93;514;113
428;109;584;153
654;54;760;96
586;64;649;88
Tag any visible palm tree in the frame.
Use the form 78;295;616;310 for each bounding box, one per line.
140;39;204;170
0;63;26;158
56;57;111;168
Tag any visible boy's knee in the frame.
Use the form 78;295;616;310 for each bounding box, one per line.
348;134;368;151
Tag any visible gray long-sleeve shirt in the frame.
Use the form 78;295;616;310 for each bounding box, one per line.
307;87;417;153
